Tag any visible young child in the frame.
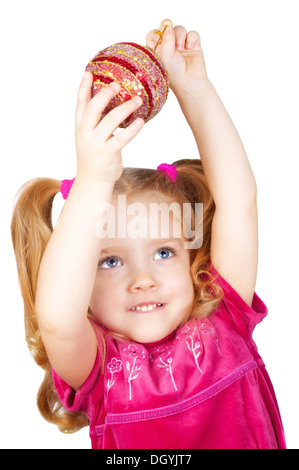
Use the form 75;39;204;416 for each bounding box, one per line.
11;19;286;449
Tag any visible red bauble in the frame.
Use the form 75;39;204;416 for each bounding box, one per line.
85;43;169;128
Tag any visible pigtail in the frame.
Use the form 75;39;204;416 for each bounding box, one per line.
11;178;89;432
11;178;60;365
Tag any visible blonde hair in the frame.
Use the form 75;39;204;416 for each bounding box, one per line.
10;159;222;433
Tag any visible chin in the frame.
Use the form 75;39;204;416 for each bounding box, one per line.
127;326;176;345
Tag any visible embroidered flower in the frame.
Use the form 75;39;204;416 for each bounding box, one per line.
198;320;222;356
186;336;202;373
107;357;122;373
198;320;215;335
123;343;146;400
176;324;202;372
175;325;197;340
149;345;174;361
156;356;178;391
107;357;123;394
123;343;146;359
150;345;177;391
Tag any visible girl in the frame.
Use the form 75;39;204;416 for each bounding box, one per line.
11;19;286;449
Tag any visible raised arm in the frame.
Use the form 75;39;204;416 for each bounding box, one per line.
147;20;258;305
35;74;144;389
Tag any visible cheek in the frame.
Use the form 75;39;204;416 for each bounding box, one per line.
89;290;100;314
182;265;194;297
89;287;113;328
90;275;123;313
89;280;106;312
183;278;194;304
170;265;193;299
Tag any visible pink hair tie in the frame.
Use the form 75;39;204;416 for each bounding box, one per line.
157;163;178;182
60;177;75;199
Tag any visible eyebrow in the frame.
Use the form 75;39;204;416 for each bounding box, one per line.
142;238;185;251
100;246;122;255
148;238;183;247
100;238;182;255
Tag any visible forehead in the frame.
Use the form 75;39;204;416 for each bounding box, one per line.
114;191;181;228
111;193;183;240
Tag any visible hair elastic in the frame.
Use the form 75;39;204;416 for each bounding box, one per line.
60;178;75;200
157;163;178;182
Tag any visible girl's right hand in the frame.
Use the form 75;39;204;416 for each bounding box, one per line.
75;72;144;184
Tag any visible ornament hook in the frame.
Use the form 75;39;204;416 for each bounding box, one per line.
153;25;168;52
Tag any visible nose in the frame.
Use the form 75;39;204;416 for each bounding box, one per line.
128;268;158;293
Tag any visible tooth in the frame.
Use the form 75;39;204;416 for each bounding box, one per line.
131;303;164;311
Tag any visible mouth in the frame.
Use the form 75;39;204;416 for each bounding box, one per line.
130;302;165;313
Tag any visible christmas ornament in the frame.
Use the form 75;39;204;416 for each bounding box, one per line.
85;27;169;128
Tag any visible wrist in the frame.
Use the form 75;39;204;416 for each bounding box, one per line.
71;175;115;200
172;77;213;104
75;171;115;188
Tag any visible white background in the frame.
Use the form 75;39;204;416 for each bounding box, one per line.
1;0;298;449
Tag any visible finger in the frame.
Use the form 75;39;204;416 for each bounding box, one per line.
109;117;144;151
98;95;143;140
75;71;93;128
154;19;175;61
186;30;202;50
81;82;121;130
146;29;161;50
159;18;173;31
173;25;188;51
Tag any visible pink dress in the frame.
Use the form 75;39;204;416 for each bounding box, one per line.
52;266;286;449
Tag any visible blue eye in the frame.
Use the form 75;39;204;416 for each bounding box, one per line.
98;257;122;269
154;248;175;260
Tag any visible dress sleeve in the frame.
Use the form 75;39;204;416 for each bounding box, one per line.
209;263;268;337
51;319;105;416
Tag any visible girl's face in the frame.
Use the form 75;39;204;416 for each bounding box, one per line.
89;196;194;343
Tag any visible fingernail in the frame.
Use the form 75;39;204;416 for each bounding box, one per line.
162;21;172;33
134;118;144;127
110;82;120;91
133;95;142;105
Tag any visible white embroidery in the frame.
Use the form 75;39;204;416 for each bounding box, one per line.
157;357;178;391
176;325;203;373
186;335;202;373
107;357;122;394
199;320;222;357
123;344;146;400
150;346;178;391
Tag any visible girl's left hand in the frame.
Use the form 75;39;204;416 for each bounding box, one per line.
146;19;208;94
